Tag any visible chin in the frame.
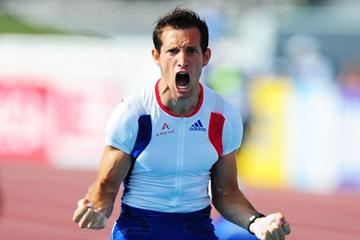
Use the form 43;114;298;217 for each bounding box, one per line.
175;90;192;99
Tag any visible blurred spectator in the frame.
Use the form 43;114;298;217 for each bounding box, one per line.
285;35;334;87
281;35;343;193
337;58;360;99
336;57;360;189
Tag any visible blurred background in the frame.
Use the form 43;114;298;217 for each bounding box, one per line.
1;0;360;239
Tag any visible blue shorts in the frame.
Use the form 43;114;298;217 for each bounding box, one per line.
111;204;219;240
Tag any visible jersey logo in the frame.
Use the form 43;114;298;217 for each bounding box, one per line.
189;120;207;131
162;123;170;130
156;123;175;136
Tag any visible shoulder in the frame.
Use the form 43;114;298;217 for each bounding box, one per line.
107;85;154;130
203;84;243;154
105;84;155;153
116;84;155;116
202;84;241;120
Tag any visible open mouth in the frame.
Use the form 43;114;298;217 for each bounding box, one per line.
175;72;190;89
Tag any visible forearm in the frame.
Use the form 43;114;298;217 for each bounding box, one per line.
212;189;259;228
210;152;291;239
83;146;131;218
84;180;119;218
211;151;261;228
73;146;131;229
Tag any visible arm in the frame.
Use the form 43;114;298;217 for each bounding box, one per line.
211;150;291;239
73;145;132;229
211;150;258;227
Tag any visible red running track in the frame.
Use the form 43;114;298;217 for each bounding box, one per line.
0;162;359;240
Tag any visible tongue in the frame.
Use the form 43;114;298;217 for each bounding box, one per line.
176;73;190;87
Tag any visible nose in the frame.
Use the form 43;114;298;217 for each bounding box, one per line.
177;49;189;68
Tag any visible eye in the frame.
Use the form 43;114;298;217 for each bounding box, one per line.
167;48;179;55
187;47;198;54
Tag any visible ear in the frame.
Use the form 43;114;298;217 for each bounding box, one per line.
202;48;211;67
152;48;160;66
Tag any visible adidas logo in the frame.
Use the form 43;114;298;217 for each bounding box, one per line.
189;120;207;131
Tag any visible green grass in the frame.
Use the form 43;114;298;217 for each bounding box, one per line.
0;11;69;35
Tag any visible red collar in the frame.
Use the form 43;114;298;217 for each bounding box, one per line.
155;80;203;117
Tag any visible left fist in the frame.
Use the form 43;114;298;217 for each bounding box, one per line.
250;212;291;240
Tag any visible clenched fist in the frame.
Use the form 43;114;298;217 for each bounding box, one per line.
73;199;107;229
250;212;291;240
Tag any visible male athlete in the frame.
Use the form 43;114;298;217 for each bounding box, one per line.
73;7;291;240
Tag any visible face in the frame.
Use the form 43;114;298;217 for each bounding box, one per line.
152;26;211;100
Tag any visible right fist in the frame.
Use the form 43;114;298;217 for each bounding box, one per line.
72;199;107;229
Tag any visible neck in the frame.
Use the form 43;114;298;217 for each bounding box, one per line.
157;81;201;117
165;97;198;116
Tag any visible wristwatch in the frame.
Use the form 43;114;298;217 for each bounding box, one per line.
246;212;266;235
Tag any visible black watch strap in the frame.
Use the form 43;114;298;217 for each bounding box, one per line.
246;212;266;235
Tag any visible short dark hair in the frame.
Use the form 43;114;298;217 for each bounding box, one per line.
152;7;209;53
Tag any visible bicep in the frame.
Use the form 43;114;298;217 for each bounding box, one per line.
211;150;239;199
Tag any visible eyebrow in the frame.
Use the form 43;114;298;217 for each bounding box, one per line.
166;44;199;50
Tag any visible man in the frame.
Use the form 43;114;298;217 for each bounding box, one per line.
73;7;291;240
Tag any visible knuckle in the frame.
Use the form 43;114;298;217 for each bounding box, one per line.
77;198;87;206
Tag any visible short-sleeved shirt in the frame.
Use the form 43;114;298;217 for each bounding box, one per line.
105;80;243;213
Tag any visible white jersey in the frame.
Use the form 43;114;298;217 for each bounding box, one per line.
105;81;243;212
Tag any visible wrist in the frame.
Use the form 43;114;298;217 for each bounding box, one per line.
246;212;265;235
